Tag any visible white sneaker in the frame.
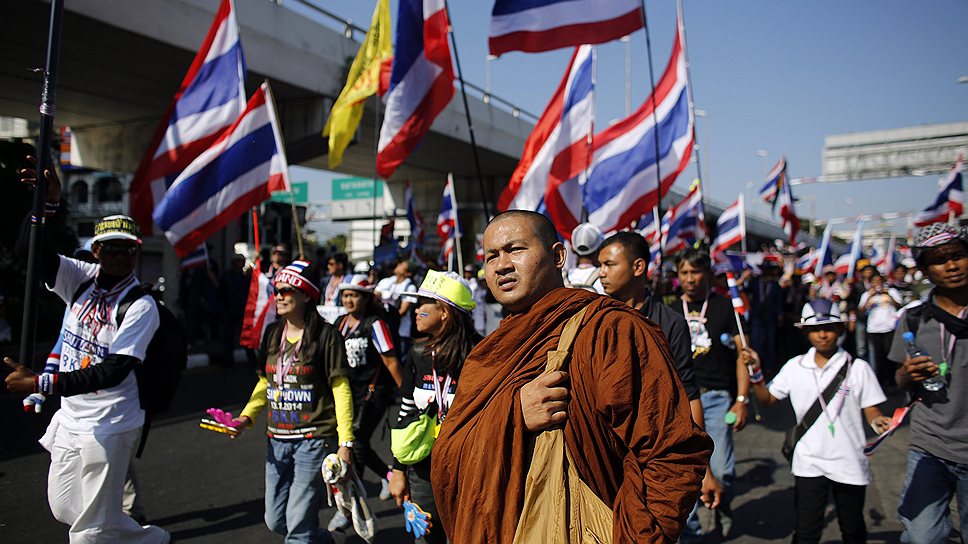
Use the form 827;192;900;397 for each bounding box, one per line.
327;510;351;532
379;478;392;501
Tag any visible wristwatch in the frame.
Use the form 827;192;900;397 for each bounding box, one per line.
339;441;355;448
734;395;750;405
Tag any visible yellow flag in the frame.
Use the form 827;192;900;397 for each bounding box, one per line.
323;0;393;169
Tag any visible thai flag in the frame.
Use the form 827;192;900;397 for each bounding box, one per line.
661;182;705;255
759;157;786;210
778;170;800;246
405;181;426;257
153;83;290;257
914;154;964;227
711;195;745;258
437;175;460;265
834;221;865;277
796;249;814;273
725;272;747;316
239;261;275;350
879;234;897;275
635;206;662;278
581;18;694;236
498;45;595;240
377;0;454;179
489;0;643;57
179;244;209;271
802;222;835;274
129;0;245;234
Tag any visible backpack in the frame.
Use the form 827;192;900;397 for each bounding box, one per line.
72;279;187;457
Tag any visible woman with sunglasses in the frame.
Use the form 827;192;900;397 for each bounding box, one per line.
211;260;354;543
388;271;480;544
328;274;405;531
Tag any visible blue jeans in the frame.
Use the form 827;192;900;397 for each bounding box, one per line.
898;448;968;544
682;390;736;541
265;437;336;544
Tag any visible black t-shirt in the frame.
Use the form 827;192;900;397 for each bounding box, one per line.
669;293;741;392
335;314;397;392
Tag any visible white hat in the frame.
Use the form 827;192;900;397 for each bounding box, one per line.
794;299;844;328
338;274;374;293
571;223;603;256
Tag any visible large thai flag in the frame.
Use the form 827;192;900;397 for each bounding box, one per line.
498;45;595;240
489;0;643;57
581;20;694;236
437;176;460;266
778;172;800;245
377;0;454;179
759;157;786;210
711;195;745;258
239;262;275;350
153;83;290;257
129;0;245;234
635;206;662;278
914;154;964;227
661;183;705;255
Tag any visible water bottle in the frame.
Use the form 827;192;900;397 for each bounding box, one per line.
902;331;945;392
720;332;737;350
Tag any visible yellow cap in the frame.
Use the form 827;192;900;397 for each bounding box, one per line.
407;270;476;312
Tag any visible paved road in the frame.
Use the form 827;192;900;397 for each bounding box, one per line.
0;365;960;543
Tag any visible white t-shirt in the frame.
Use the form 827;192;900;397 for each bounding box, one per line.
50;256;159;435
376;276;417;338
768;348;886;486
858;288;902;334
566;265;604;294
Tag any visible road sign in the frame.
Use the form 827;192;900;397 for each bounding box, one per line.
332;177;384;200
331;177;388;219
270;181;308;204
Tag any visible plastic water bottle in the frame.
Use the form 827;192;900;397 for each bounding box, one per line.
720;332;737;350
902;331;945;392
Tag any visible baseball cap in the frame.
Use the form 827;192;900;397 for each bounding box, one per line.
402;270;476;313
91;215;142;245
571;223;603;256
794;298;844;328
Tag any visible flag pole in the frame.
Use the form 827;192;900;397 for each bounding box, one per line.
449;173;465;272
639;0;664;215
739;193;747;253
20;0;65;371
443;1;491;220
373;96;381;254
676;0;706;196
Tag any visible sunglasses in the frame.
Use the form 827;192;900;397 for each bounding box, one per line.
274;286;297;297
923;252;968;267
99;245;139;257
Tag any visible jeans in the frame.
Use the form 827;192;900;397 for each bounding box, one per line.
353;385;391;481
265;437;336;544
898;448;968;544
794;476;867;544
682;390;736;541
407;461;447;544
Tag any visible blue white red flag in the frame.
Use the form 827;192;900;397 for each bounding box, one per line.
582;18;694;236
153;83;290;257
879;234;897;275
796;249;814;273
711;195;745;258
405;181;426;259
179;244;209;271
377;0;454;179
914;154;964;227
661;182;705;255
129;0;245;234
834;221;865;277
759;157;786;210
725;272;747;316
499;45;595;240
802;222;835;274
778;170;800;246
437;175;461;267
489;0;642;57
635;206;662;278
239;259;275;350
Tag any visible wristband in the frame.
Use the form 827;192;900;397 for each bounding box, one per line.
44;201;60;217
36;372;58;395
748;367;764;384
340;441;355;448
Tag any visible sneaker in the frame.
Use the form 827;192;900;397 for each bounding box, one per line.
327;510;351;532
379;478;392;501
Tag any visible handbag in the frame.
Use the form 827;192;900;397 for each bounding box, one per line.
391;403;439;465
781;357;849;462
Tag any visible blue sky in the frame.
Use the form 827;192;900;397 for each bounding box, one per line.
295;0;968;236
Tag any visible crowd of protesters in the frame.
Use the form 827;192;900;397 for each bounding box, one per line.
3;151;966;544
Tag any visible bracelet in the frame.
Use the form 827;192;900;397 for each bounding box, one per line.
339;441;355;448
44;201;60;217
748;367;765;384
36;373;58;395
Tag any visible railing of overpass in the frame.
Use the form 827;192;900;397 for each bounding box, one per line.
279;0;540;122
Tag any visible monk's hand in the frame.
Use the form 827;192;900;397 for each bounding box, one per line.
521;371;569;432
389;469;408;508
4;357;36;395
729;402;748;431
700;470;722;510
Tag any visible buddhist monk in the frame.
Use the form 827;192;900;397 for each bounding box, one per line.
431;210;713;543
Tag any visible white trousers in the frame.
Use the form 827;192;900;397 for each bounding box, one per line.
42;415;169;544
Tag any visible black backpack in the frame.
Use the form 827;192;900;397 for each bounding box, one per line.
72;279;187;457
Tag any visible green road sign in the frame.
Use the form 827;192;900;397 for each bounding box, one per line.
270;181;308;204
332;177;384;201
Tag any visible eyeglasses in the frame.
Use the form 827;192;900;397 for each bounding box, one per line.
99;245;139;257
274;286;297;297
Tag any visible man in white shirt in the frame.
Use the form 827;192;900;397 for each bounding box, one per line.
375;258;417;359
858;273;902;387
565;222;605;294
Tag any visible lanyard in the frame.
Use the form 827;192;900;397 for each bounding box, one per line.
274;322;303;390
812;351;852;436
681;296;709;324
340;315;362;338
938;307;966;374
431;352;453;421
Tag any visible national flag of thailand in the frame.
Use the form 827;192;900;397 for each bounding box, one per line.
129;0;245;234
179;244;209;271
437;175;461;266
778;171;800;246
802;222;835;274
714;251;748;275
661;182;705;255
377;0;454;179
488;0;643;57
581;18;694;236
834;222;865;277
914;154;964;227
725;271;747;316
153;83;290;257
239;259;276;350
796;249;814;273
759;157;786;210
405;181;426;258
635;206;662;278
498;45;595;241
879;234;897;275
711;195;745;258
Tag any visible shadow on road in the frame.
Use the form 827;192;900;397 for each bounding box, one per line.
156;498;264;541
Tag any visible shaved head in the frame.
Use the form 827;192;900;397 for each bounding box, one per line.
487;210;559;250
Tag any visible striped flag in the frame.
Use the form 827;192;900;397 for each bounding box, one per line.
778;169;800;246
377;0;454;179
725;271;747;316
153;82;290;257
498;45;595;240
437;175;461;267
759;157;786;210
179;244;209;271
489;0;643;57
711;195;745;258
802;222;835;274
834;221;865;277
581;16;694;236
129;0;246;234
880;234;897;275
635;206;662;278
239;260;276;350
914;154;964;227
661;182;705;255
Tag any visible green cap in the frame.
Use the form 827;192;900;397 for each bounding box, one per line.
403;270;475;313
